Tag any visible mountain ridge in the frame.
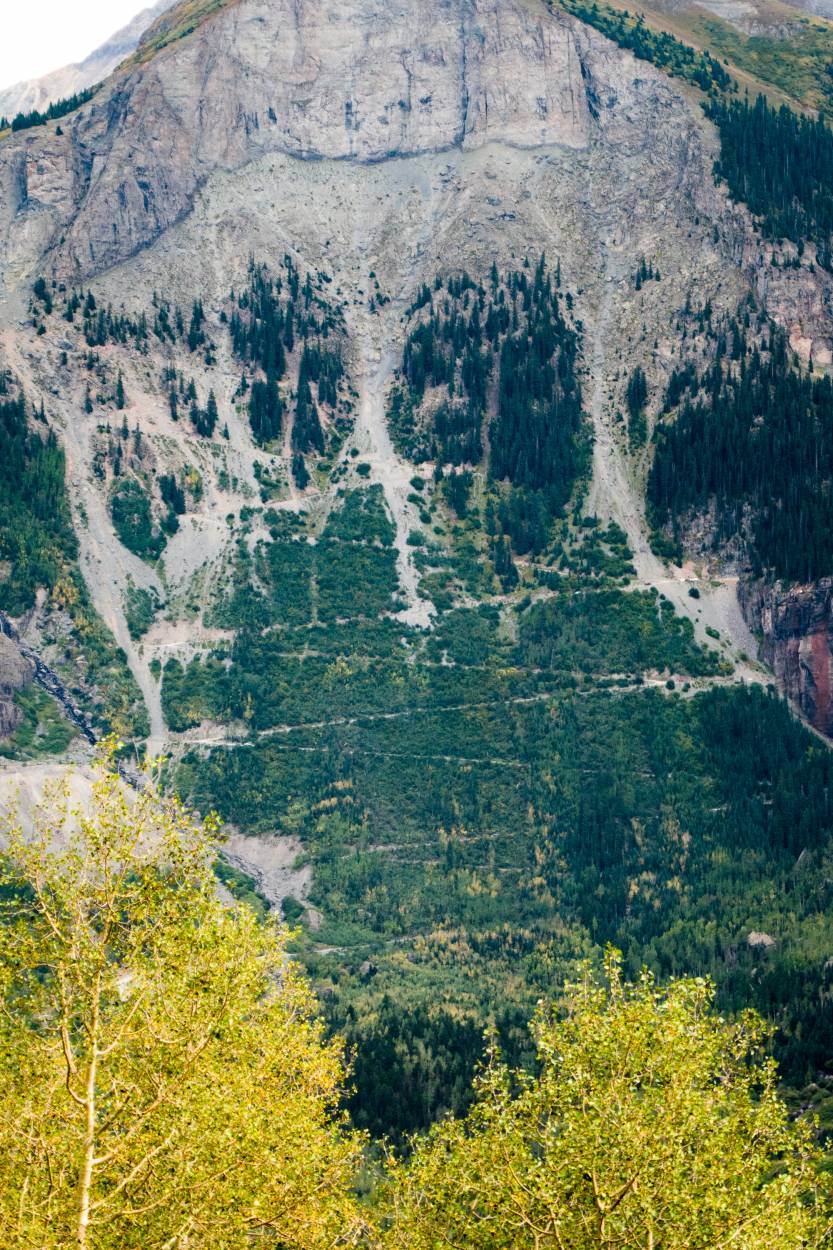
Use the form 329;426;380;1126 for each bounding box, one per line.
0;0;178;123
3;0;833;1138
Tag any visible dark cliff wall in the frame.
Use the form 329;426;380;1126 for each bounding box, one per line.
740;578;833;735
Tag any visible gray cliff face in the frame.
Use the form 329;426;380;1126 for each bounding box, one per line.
740;580;833;736
2;0;831;359
0;0;692;284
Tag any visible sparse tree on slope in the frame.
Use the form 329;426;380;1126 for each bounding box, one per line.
384;951;831;1250
0;746;364;1250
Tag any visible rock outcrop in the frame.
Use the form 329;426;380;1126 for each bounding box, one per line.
0;632;34;740
0;0;704;285
740;578;833;735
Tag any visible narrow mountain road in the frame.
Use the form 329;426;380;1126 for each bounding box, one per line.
179;670;763;750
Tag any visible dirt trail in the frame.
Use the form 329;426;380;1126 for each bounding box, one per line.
584;251;761;684
180;669;762;749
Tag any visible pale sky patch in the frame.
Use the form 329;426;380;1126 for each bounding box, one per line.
0;2;147;91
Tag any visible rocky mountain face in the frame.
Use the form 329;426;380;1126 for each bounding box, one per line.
740;579;833;736
3;0;689;282
5;0;833;1133
0;0;829;751
0;0;177;122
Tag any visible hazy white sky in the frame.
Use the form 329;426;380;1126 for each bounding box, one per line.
1;2;146;90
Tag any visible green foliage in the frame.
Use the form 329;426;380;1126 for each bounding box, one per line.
175;503;833;1141
626;365;648;448
213;855;271;920
124;0;236;67
0;380;148;746
556;520;636;582
491;485;552;555
553;1;833;262
396;259;588;515
0;686;75;760
690;11;833;113
708;94;833;262
0;754;365;1248
124;585;159;641
0;389;78;615
110;478;164;562
323;486;395;547
63;290;150;350
162;656;229;732
518;588;721;677
341;999;495;1146
385;956;830;1250
229;258;347;453
648;318;833;580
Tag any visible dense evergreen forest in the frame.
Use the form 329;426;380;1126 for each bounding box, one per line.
708;95;833;262
648;313;833;581
0;380;77;614
392;258;588;543
159;477;833;1141
229;258;349;470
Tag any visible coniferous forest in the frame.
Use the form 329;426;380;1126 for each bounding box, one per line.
393;257;588;518
707;95;833;263
649;316;833;580
228;258;349;471
0;381;77;614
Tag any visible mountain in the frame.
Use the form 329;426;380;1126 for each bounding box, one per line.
0;0;177;123
2;0;833;1136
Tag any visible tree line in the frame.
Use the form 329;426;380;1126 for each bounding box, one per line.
1;85;98;135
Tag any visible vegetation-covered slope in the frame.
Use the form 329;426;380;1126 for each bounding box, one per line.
649;307;833;579
3;765;827;1245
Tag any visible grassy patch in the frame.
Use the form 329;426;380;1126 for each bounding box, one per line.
0;686;75;760
125;0;240;68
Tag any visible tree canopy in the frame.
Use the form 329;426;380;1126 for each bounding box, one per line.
385;953;831;1250
0;749;364;1249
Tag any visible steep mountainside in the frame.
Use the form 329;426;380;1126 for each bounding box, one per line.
0;0;178;123
3;0;833;1135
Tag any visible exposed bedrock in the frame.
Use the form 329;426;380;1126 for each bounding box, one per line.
740;578;833;736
